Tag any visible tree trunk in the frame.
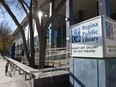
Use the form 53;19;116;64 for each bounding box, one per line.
3;41;6;56
38;31;45;69
34;14;45;68
19;26;32;66
33;0;45;68
29;15;35;68
29;0;35;68
33;0;66;69
18;0;35;68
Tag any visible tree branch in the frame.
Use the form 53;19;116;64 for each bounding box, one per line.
22;0;30;9
0;0;32;66
0;0;21;29
43;0;66;32
41;0;49;9
18;0;29;17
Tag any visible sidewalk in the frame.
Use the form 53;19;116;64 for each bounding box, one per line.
0;55;31;87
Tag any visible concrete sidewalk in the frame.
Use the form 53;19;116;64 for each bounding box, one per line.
0;56;31;87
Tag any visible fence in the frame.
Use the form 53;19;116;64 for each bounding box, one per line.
21;47;70;67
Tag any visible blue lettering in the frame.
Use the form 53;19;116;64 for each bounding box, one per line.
72;28;80;36
82;23;98;30
72;28;81;43
82;37;99;42
82;30;98;37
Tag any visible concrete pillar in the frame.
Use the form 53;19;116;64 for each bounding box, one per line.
66;0;73;50
66;0;73;65
49;0;55;48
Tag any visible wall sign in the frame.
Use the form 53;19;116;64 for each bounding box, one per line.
71;16;103;58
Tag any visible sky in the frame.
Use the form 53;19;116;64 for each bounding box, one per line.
0;3;26;33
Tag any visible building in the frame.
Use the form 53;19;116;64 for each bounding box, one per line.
12;0;116;87
12;0;116;53
12;0;116;61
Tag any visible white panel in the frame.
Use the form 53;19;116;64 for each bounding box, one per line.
71;16;103;58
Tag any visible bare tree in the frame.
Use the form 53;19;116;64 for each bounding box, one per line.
0;22;12;56
33;0;66;68
0;0;66;69
18;0;35;67
0;0;34;67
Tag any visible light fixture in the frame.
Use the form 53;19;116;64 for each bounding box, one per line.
38;11;43;24
44;15;48;17
38;11;43;18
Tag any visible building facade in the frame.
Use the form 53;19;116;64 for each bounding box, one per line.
12;0;116;86
12;0;116;61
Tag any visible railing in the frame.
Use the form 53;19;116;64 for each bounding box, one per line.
39;66;69;72
21;47;70;67
36;47;70;66
45;47;70;67
5;57;38;80
4;56;69;87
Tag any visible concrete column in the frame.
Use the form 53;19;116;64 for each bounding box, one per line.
66;0;73;65
98;0;110;16
66;0;73;50
49;0;55;48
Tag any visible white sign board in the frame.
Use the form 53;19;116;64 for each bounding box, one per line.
71;16;103;58
104;17;116;57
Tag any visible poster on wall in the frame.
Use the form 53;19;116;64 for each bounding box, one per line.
71;16;103;58
104;17;116;57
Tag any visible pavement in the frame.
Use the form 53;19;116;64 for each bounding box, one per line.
0;55;31;87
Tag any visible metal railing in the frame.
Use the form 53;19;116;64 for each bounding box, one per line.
45;47;70;67
4;56;69;87
21;47;70;67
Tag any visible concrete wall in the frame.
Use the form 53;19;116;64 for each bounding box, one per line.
70;58;116;87
34;71;69;87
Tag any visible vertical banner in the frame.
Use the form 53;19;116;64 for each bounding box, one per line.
104;16;116;57
71;16;103;58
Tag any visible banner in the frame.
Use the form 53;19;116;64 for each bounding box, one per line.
104;17;116;57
